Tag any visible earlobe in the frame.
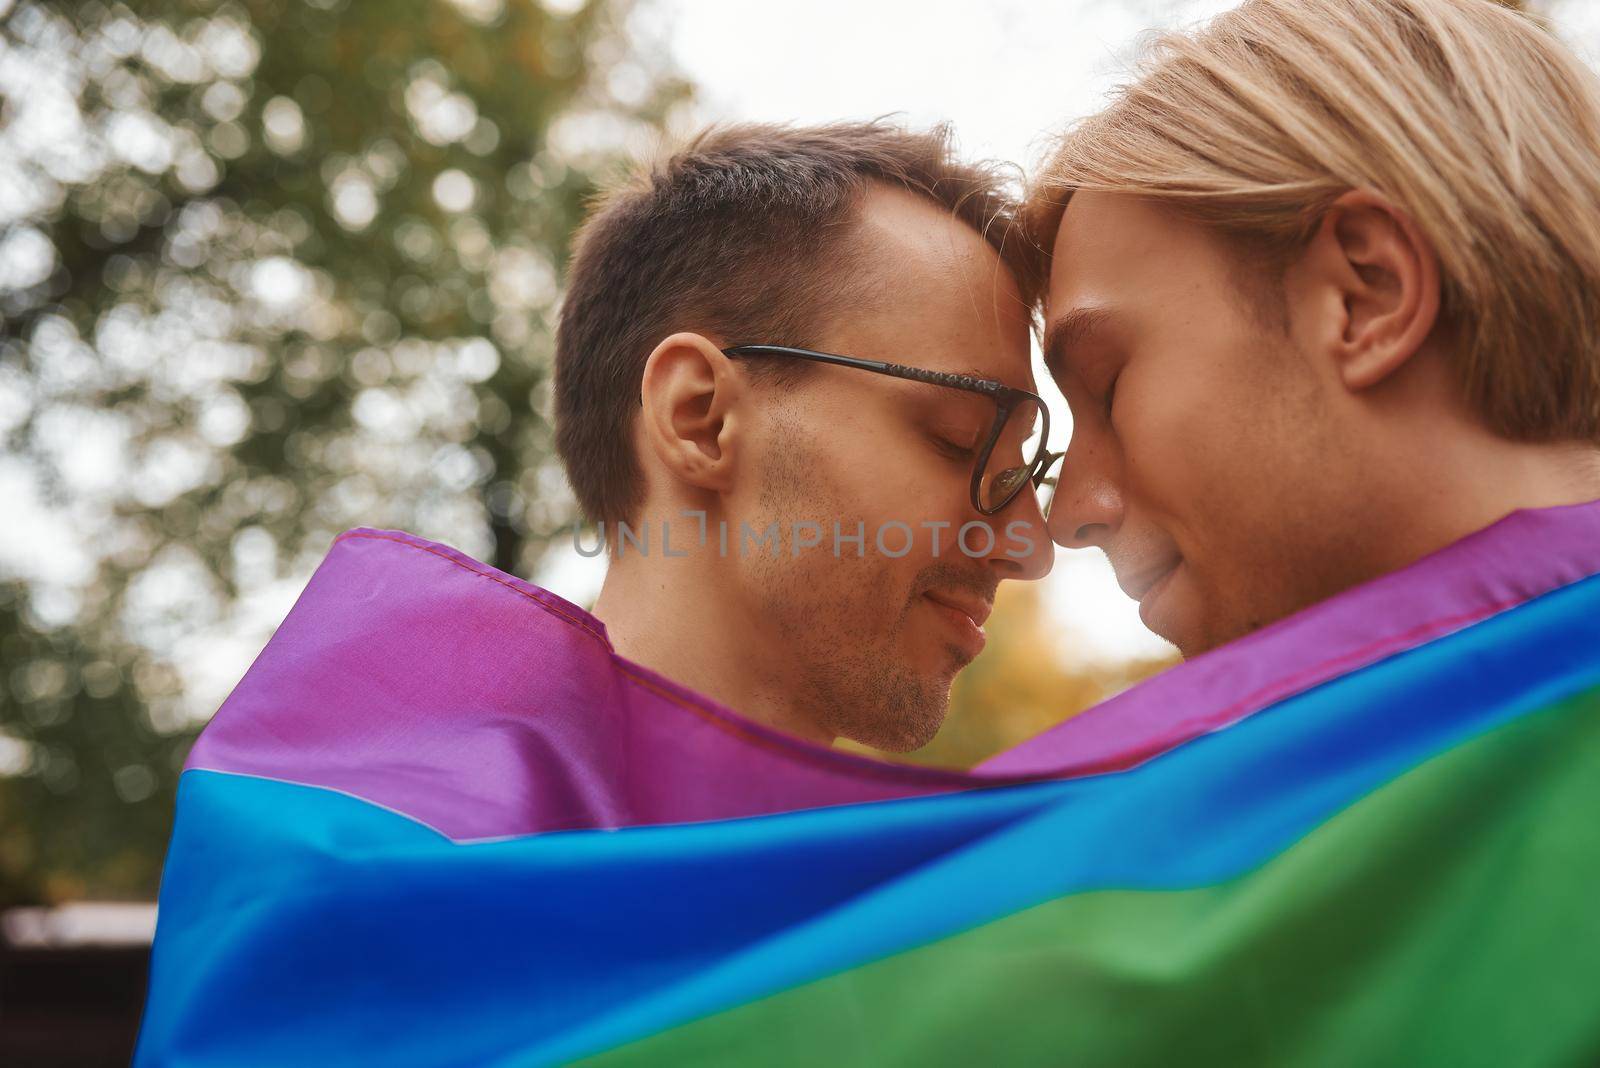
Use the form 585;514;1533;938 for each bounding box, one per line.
1320;190;1442;391
638;332;743;495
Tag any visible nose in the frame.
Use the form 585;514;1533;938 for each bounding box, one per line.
1045;444;1124;550
983;480;1055;582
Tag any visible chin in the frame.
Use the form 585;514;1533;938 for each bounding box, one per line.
836;685;948;753
1149;576;1233;659
860;722;943;754
1139;609;1195;658
1173;609;1267;659
1161;612;1222;658
1170;635;1206;661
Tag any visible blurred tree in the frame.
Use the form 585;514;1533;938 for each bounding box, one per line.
843;581;1178;769
0;0;688;904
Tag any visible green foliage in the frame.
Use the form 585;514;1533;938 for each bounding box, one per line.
0;0;688;903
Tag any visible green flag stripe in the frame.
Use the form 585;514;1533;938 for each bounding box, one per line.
587;688;1600;1067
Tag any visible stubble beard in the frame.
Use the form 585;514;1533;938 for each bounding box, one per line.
749;425;952;752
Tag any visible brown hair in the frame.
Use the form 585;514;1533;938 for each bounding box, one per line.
1023;0;1600;443
554;120;1035;526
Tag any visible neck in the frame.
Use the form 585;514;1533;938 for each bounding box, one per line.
590;524;835;748
1371;425;1600;577
1349;350;1600;575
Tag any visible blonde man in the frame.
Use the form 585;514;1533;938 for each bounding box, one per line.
1024;0;1600;658
964;2;1600;1062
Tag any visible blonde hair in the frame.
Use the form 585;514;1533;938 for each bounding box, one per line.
1026;0;1600;441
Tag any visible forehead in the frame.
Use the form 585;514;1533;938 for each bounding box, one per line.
1045;191;1226;323
817;185;1033;387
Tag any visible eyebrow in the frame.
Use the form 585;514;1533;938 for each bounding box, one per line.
1042;307;1115;378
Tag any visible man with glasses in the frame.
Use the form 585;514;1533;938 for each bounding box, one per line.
136;122;1068;1062
555;120;1055;752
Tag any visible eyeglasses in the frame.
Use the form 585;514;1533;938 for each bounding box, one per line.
724;344;1064;517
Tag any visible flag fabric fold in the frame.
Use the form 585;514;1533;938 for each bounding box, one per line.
136;503;1600;1066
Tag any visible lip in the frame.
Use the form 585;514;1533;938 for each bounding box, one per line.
1116;557;1180;603
923;588;993;628
1132;562;1180;632
922;590;991;657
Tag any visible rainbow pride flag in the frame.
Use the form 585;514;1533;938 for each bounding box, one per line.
135;504;1600;1065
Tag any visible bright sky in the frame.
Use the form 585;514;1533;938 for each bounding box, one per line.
534;0;1251;662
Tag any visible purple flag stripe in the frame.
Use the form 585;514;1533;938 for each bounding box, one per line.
185;499;1600;839
982;498;1600;774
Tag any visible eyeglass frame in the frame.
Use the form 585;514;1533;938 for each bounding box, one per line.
722;343;1065;517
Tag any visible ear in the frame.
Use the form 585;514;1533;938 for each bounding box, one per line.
638;332;745;496
1295;189;1442;391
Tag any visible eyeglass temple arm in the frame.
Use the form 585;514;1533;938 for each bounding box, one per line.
724;345;1008;397
1033;449;1066;488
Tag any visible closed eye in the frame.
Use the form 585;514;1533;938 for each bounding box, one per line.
930;422;981;460
932;435;978;462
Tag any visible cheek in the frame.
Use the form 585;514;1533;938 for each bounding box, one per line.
748;401;980;585
851;429;977;528
1124;341;1289;501
1118;373;1229;507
